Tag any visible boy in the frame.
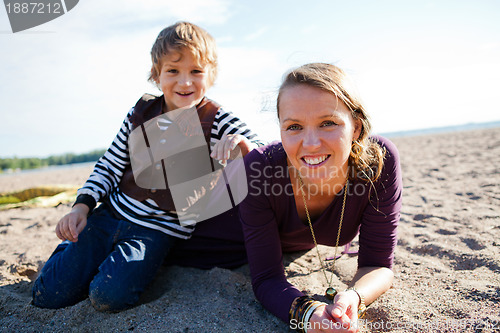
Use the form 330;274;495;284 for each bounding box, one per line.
32;21;262;311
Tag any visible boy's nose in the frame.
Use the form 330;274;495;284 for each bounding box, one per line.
178;74;192;86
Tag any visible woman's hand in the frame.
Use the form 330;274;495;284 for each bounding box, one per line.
55;203;89;242
211;134;257;163
307;291;360;333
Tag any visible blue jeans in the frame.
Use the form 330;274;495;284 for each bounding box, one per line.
32;202;176;311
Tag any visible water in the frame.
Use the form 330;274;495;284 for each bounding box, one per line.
378;120;500;138
0;161;95;177
4;121;500;175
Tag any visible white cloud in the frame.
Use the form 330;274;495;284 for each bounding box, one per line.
299;25;318;36
68;0;234;31
208;46;288;143
244;27;268;42
357;63;500;134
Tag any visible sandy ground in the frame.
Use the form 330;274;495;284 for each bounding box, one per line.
0;128;499;332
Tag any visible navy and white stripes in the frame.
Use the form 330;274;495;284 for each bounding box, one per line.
77;105;262;239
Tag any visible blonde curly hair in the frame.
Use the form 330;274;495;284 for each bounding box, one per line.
148;21;218;87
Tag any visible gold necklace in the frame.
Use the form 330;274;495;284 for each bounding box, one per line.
298;175;348;300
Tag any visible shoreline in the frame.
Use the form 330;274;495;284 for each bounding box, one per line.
2;121;499;168
0;162;96;178
378;120;500;139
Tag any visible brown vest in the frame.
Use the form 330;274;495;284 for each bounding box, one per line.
119;94;221;211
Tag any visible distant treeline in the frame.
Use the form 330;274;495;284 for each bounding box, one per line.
0;149;105;172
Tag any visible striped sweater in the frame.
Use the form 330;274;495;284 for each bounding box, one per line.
76;99;262;239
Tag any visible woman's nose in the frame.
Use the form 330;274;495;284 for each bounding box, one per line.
302;129;321;149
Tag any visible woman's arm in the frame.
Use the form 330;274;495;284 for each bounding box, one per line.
347;266;394;305
308;137;402;332
240;148;304;323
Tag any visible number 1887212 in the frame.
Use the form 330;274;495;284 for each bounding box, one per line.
5;2;62;14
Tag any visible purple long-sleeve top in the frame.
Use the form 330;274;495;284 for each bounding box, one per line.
239;136;402;323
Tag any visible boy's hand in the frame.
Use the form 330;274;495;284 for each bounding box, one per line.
210;134;257;163
55;203;89;242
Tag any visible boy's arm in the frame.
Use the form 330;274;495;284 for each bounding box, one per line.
55;203;89;242
209;108;266;161
210;134;257;161
74;107;134;213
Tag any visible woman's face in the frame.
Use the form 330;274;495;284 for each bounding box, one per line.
279;84;361;189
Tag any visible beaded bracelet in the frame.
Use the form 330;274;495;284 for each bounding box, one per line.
290;296;313;332
289;296;327;333
289;296;313;327
302;301;324;333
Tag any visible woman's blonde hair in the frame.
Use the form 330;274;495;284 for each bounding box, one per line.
149;21;218;86
277;63;385;182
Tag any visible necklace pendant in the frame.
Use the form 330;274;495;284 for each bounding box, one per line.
325;287;338;300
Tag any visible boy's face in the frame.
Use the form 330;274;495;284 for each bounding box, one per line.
155;48;212;112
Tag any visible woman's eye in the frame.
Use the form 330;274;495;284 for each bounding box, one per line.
320;120;336;127
286;124;302;131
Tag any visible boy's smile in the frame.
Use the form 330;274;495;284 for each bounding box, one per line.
156;48;211;112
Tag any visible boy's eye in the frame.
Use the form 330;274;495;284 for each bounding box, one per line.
192;69;204;74
166;69;178;74
286;124;302;131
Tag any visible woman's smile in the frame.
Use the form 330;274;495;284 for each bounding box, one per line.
301;154;330;167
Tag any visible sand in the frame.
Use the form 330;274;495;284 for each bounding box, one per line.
1;128;499;332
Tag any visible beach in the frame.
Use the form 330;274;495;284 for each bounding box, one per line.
1;127;499;332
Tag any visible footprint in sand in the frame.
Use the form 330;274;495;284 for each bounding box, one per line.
455;192;482;200
466;192;482;200
461;237;486;251
436;228;457;236
413;214;448;222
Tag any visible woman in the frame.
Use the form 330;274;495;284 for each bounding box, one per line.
240;63;402;332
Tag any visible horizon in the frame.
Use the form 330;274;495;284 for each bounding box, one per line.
3;120;499;159
1;0;500;157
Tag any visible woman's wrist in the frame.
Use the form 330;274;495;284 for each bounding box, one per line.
289;296;326;333
345;287;367;318
302;302;324;332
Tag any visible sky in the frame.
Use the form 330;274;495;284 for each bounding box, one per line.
1;0;499;157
